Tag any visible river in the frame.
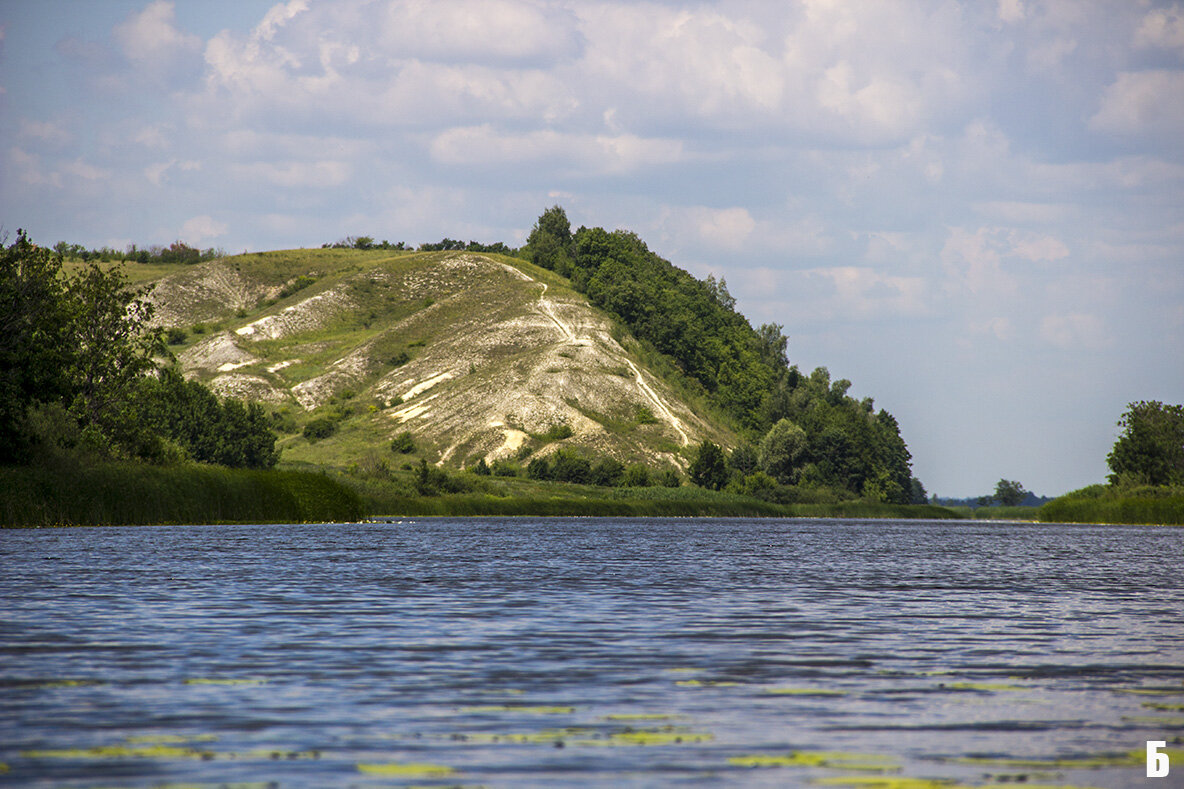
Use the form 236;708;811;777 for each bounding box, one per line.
2;518;1182;787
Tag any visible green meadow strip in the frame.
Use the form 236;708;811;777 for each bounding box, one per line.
1;461;364;526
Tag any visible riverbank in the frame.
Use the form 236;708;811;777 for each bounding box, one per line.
0;460;364;527
1038;484;1184;525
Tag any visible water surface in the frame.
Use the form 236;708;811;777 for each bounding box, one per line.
2;518;1182;787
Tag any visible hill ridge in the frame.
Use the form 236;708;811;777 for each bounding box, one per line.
152;250;727;473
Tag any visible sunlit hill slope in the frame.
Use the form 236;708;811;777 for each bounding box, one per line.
146;249;733;473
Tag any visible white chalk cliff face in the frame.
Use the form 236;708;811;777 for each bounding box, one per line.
150;251;730;470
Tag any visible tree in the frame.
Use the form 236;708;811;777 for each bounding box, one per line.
1107;401;1184;486
758;418;808;484
689;440;728;490
525;205;574;275
0;231;74;460
66;261;165;443
993;479;1028;506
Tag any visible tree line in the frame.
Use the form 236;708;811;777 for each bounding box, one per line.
1;231;276;468
524;206;923;504
53;239;224;265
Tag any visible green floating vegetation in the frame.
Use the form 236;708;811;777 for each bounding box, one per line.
443;727;592;745
124;734;219;744
815;779;1107;789
460;704;575;714
22;742;321;761
764;687;847;696
357;761;457;777
729;750;898;771
1115;687;1184;695
184;678;266;686
1144;702;1184;711
676;679;742;687
942;682;1029;692
1122;715;1184;726
812;778;968;789
952;747;1184;769
411;725;712;748
21;678;104;689
602;713;682;721
594;727;712;746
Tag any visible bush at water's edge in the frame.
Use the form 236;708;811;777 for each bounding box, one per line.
1;461;364;527
1039;484;1184;525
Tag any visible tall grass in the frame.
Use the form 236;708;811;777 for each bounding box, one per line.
1;460;364;527
1039;485;1184;525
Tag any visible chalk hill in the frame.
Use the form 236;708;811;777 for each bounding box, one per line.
147;249;732;471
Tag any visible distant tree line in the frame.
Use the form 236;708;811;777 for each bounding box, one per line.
53;240;224;265
1;231;276;468
323;235;518;255
523;206;923;504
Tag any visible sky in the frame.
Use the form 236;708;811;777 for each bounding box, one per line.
2;0;1182;497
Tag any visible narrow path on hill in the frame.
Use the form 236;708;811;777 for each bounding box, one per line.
528;273;690;448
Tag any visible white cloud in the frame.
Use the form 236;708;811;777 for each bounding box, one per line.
940;225;1065;296
230;160;351;188
429;125;685;175
255;0;309;41
1135;4;1184;52
377;0;579;65
59;159;111;182
1090;70;1184;137
998;0;1025;24
145;158;201;186
19;120;71;146
1040;312;1111;350
180;215;228;245
113;0;202;84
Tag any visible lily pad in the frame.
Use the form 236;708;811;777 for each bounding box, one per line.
765;687;847;696
460;704;575;714
730;750;898;771
357;761;456;777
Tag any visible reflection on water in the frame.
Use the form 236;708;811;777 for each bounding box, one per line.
1;518;1182;787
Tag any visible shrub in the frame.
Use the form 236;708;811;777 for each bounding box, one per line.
303;417;338;442
590;457;625;487
659;468;682;487
550;447;592;484
492;460;520;477
166;327;187;345
390;431;415;454
636;405;659;424
526;456;552;480
541;423;574;441
623;464;652;487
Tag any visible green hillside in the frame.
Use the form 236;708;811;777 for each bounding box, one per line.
3;212;941;523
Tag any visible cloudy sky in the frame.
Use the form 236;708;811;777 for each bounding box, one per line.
2;0;1182;496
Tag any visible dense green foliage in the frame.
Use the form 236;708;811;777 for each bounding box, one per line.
993;479;1028;507
688;440;728;491
1037;401;1184;525
1;231;276;469
524;207;920;502
1040;484;1184;525
1107;401;1184;486
1;460;363;527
